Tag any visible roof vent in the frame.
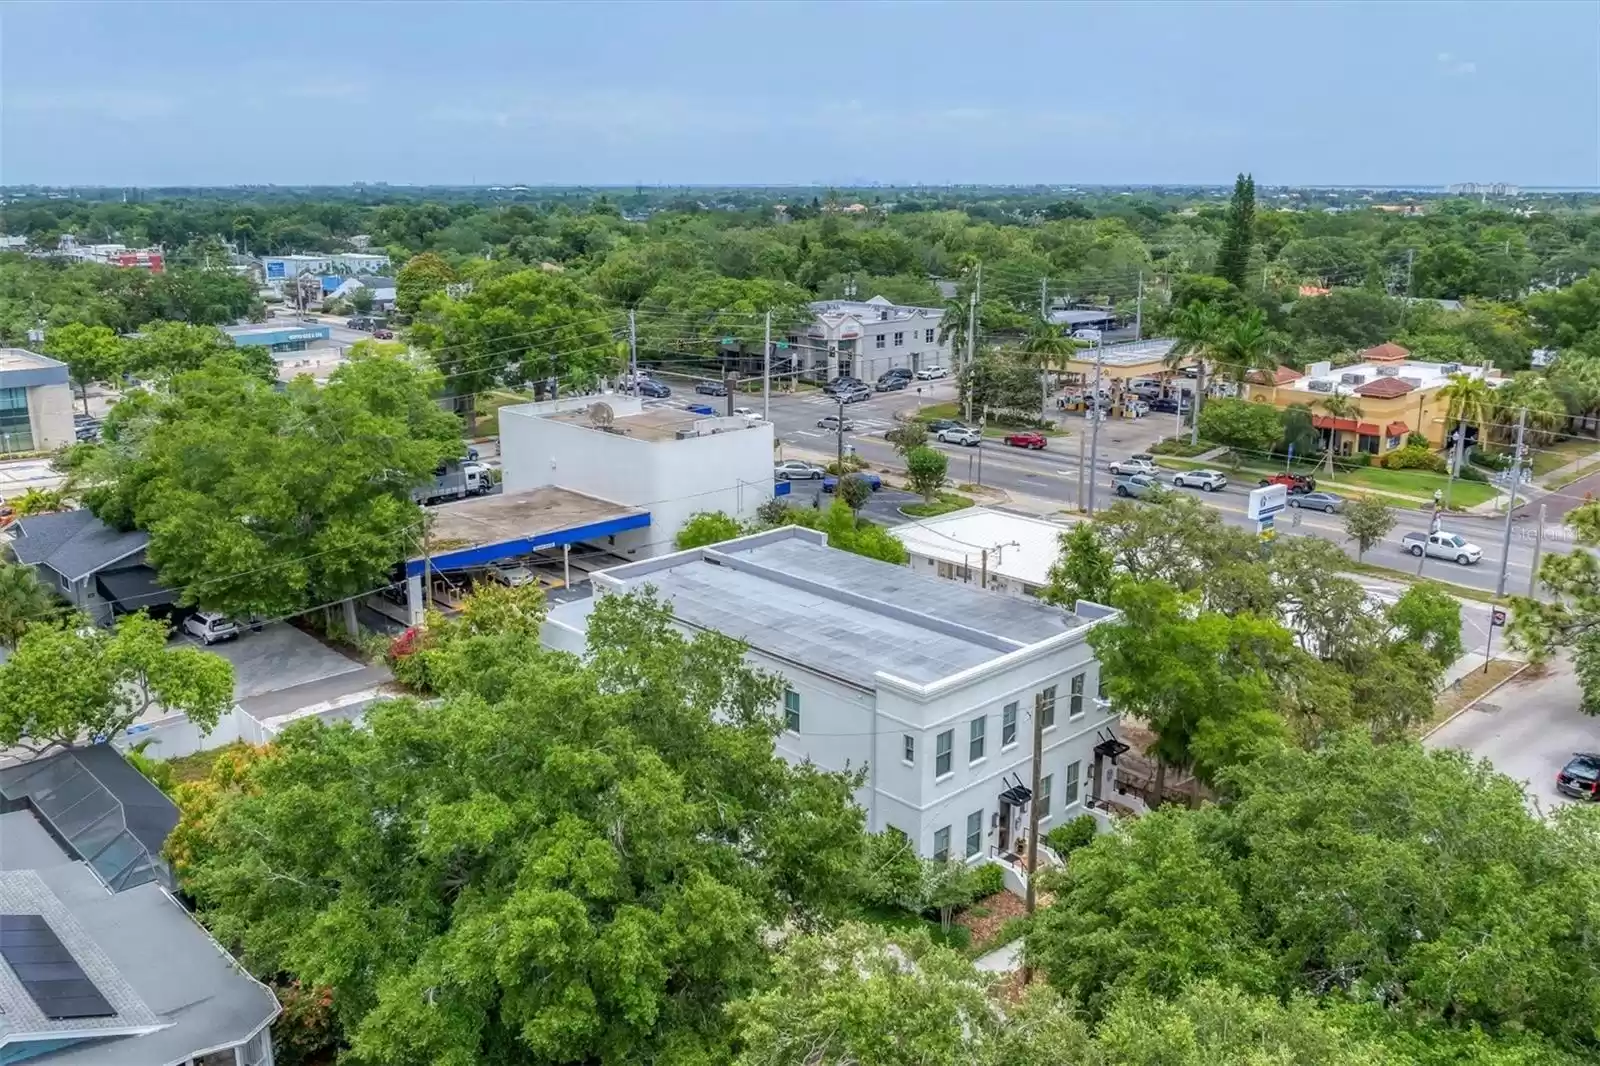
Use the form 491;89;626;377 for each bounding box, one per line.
1376;366;1400;376
1340;373;1366;385
1441;362;1461;373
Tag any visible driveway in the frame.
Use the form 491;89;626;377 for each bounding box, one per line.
175;621;364;700
1425;657;1600;815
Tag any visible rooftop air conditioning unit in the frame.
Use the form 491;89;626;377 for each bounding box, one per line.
1401;377;1424;388
1307;379;1335;392
1376;366;1400;376
1340;373;1366;385
1441;362;1461;373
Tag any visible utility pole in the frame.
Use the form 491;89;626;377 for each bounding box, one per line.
627;309;638;386
1134;270;1143;341
762;309;771;421
1495;407;1527;598
1400;247;1416;326
1021;690;1046;984
1086;339;1106;515
836;394;846;470
1528;502;1547;597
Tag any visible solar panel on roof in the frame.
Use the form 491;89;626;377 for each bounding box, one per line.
0;914;116;1020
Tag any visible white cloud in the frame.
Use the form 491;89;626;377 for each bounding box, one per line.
1436;52;1477;76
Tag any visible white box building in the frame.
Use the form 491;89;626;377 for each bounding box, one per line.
891;507;1072;599
499;395;776;559
543;527;1124;884
796;295;951;381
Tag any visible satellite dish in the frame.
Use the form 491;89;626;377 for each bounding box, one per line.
588;402;615;428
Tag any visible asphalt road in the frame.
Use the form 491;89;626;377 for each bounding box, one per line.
748;384;1583;598
1427;659;1600;815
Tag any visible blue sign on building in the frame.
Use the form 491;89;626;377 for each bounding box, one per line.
265;260;286;280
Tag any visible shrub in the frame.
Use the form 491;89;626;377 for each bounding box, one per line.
1382;445;1447;472
1406;430;1432;449
968;862;1006;900
825;455;867;474
1334;452;1372;470
1045;814;1099;858
1458;463;1489;482
1469;447;1512;471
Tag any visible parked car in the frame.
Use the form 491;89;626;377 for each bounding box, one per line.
875;376;909;392
634;378;671;398
1003;432;1047;450
880;367;914;381
686;403;717;415
938;426;982;446
1149;396;1183;413
1288;491;1345;514
1555;752;1600;800
1113;473;1163;499
824;376;867;394
183;611;241;646
1258;472;1317;495
372;328;395;340
817;414;855;432
1109;457;1158;476
1172;469;1227;492
822;472;883;494
1072;328;1102;341
695;380;729;396
927;418;968;433
733;406;762;419
491;561;539;586
1126;400;1150;417
1401;530;1483;565
915;366;949;380
775;460;826;480
839;386;873;404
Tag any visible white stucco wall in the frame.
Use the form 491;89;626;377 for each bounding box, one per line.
26;381;73;450
500;399;777;558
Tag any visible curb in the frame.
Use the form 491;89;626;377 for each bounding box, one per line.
1422;660;1533;740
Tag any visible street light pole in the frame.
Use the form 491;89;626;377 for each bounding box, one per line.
1494;407;1527;598
762;309;771;421
1086;339;1106;516
836;395;846;471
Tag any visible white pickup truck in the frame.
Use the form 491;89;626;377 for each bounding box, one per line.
1401;530;1483;565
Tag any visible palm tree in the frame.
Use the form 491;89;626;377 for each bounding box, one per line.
9;488;66;517
0;562;59;648
1165;303;1224;445
1549;355;1600;435
1438;372;1494;461
1212;308;1275;390
1318;392;1364;471
1018;321;1075;412
1492;372;1566;446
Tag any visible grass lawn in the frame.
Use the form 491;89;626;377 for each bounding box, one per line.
1529;436;1600;481
472;389;535;438
1343;562;1507;604
901;492;975;517
1154;454;1498;508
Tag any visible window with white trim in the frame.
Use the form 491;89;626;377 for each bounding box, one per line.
1064;760;1081;807
969;716;986;762
935;729;953;777
966;809;984;857
875;333;886;349
925;328;935;343
903;734;915;764
1002;702;1018;747
783;689;800;733
1069;672;1085;719
1038;774;1053;819
933;825;951;862
1041;685;1057;728
894;331;904;346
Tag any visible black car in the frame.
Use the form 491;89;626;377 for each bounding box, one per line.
695;381;729;396
1149;397;1183;413
1556;752;1600;800
875;376;910;392
879;367;914;382
634;379;671;398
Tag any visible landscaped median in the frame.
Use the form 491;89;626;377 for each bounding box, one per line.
910;401;1069;439
1152;453;1500;510
901;492;975;518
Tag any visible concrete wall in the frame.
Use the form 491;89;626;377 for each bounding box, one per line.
904;549;1042;599
26;382;73;450
501;399;777;558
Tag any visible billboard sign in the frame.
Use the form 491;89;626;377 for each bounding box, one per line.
266;260;286;280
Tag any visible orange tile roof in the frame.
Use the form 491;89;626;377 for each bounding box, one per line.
1360;342;1410;363
1355;376;1416;399
1247;365;1303;386
1385;420;1410;437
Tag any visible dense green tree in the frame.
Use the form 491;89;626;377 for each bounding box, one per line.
1286;288;1405;355
1196;396;1283;465
394;251;456;315
904;445;949;502
129;321;269;380
1041;522;1116;608
411;268;620;431
1527;271;1600;347
1342;493;1397;560
838;472;873;516
1215;173;1257;290
0;612;232;755
66;350;461;619
43;322;126;415
674;510;745;549
181;591;868;1066
0;561;60;648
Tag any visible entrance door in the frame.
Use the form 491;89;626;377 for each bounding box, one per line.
996;799;1013;855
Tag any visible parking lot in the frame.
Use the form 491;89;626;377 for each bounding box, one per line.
172;621;365;700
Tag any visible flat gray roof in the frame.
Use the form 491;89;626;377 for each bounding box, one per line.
0;348;64;373
424;487;642;554
582;529;1089;688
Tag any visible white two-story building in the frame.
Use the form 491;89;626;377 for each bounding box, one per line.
795;296;951;382
542;527;1123;878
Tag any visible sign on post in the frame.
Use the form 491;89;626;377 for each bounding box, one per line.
1248;484;1287;545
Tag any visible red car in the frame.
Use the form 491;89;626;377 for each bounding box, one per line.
1257;472;1316;494
1003;432;1047;450
372;328;395;340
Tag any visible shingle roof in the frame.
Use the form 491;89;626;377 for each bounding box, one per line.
1359;342;1410;363
8;511;148;581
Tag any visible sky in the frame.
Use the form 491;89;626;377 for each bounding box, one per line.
3;0;1597;188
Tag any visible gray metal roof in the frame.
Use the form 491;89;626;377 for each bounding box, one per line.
589;531;1085;688
0;811;279;1065
8;511;149;582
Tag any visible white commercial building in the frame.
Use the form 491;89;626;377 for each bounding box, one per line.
794;295;951;381
543;527;1124;885
0;348;74;455
499;394;777;559
891;507;1071;599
